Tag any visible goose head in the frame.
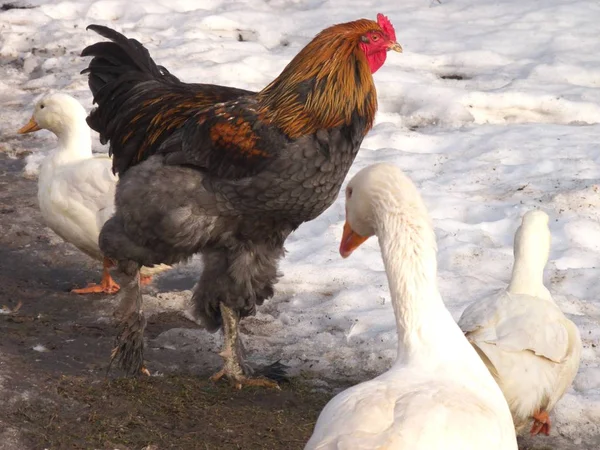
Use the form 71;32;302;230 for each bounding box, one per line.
339;163;429;258
18;93;88;138
513;210;551;269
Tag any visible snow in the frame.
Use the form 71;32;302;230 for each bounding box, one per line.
1;0;600;447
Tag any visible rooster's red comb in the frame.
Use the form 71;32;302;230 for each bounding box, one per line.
376;13;396;41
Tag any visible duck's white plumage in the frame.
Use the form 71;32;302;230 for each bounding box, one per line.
305;163;517;450
19;93;168;293
458;210;582;435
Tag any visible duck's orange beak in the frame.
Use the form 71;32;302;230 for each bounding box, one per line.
18;116;41;134
339;221;369;258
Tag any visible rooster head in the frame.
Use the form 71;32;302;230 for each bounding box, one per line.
358;13;402;74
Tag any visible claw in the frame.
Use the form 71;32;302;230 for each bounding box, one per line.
209;368;226;383
209;368;281;390
0;300;23;315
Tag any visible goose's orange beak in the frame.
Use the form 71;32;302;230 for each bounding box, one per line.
18;117;41;134
339;221;368;258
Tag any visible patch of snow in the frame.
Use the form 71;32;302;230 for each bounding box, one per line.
1;0;599;446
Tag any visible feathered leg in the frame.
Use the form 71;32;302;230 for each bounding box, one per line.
210;303;279;389
196;245;287;389
100;213;177;376
107;262;149;376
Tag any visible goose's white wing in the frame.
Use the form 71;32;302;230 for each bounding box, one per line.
45;154;117;258
459;292;570;363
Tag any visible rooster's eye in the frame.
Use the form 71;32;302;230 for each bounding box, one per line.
372;34;379;42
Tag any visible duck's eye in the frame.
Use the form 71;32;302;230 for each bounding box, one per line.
40;104;45;109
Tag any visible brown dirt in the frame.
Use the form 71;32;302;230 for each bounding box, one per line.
0;154;333;450
10;376;328;450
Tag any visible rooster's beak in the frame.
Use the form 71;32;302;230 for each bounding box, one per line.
388;42;403;53
339;221;369;258
18;117;41;134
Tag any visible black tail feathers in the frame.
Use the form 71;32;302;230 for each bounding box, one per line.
81;24;179;99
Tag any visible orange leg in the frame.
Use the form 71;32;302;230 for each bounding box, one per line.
71;258;120;295
140;274;153;286
530;410;551;436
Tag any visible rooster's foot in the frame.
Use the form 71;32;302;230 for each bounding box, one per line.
210;368;280;390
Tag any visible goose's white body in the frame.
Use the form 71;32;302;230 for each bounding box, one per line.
459;210;582;434
305;163;517;450
20;93;168;287
37;125;116;261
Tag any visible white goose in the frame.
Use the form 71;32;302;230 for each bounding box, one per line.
18;93;168;294
305;163;517;450
458;210;582;436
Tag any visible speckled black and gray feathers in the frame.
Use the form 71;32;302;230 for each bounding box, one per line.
194;245;284;331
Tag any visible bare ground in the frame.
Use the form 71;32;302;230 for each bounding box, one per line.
0;154;333;450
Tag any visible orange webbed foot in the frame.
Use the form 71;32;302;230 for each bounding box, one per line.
530;410;551;436
71;275;120;295
72;259;120;295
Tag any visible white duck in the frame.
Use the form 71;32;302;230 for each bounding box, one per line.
18;93;168;294
305;163;517;450
458;210;582;436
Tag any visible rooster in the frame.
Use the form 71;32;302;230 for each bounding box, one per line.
81;15;401;388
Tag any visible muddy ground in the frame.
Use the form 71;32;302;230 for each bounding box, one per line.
0;153;336;450
0;153;557;450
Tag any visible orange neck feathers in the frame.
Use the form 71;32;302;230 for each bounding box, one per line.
258;19;384;140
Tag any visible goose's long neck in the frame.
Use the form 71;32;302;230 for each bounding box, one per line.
50;119;93;165
508;255;544;295
507;226;551;301
376;211;468;365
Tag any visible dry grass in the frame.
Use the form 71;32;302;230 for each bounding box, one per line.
10;374;331;450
